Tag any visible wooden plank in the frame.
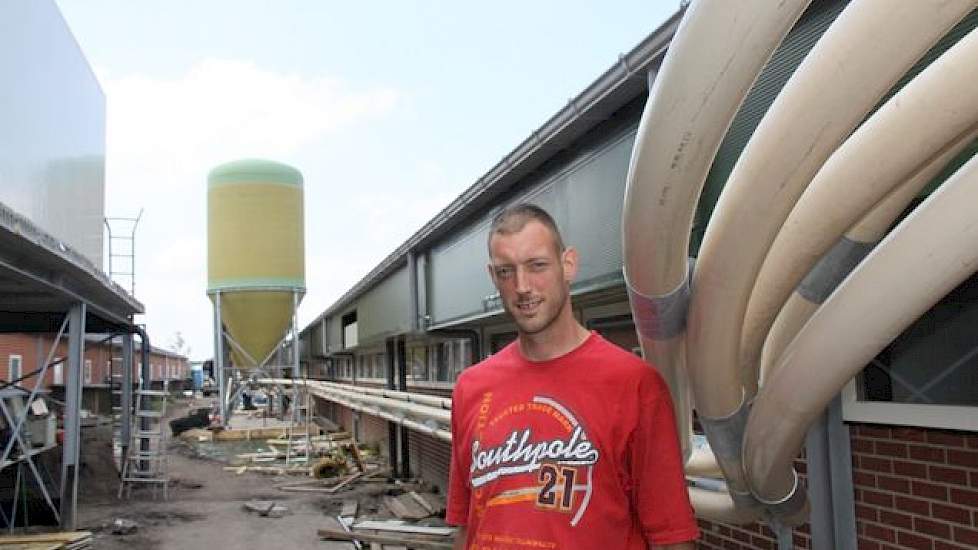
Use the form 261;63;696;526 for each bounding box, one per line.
408;492;436;515
340;500;359;517
327;472;364;494
384;494;429;520
317;528;453;550
351;521;454;536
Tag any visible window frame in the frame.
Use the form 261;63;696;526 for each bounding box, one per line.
8;355;22;383
841;377;978;431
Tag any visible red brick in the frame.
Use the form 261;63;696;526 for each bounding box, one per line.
896;530;934;550
792;532;808;548
749;535;774;550
914;517;952;538
970;471;978;488
949;487;978;507
927;431;966;448
879;510;913;530
935;541;972;550
912;480;950;500
861;456;894;473
947;449;978;469
864;523;896;542
863;489;895;507
929;465;968;486
853;437;875;453
856;503;879;521
876;441;909;458
894;460;929;479
759;525;774;539
860;425;893;438
896;495;930;515
877;475;910;494
891;426;927;442
909;445;947;463
732;528;751;543
953;525;978;546
966;435;978;449
932;503;971;525
858;538;881;550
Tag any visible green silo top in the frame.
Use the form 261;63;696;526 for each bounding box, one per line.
208;159;303;188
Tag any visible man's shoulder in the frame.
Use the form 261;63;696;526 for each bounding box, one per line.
455;345;515;388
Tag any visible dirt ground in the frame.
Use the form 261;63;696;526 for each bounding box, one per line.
74;397;384;550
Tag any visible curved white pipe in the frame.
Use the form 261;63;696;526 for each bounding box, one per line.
684;0;974;524
742;25;978;393
622;0;810;487
759;129;977;384
746;152;978;507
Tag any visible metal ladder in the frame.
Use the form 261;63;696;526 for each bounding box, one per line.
118;381;169;499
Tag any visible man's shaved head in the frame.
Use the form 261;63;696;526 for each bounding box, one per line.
487;203;565;254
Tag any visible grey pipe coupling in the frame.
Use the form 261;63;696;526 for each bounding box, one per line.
624;258;694;340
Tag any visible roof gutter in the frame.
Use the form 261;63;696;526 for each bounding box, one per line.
302;9;683;334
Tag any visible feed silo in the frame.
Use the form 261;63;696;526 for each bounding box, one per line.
206;159;305;379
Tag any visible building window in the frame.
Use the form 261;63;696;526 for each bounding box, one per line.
407;346;428;382
342;311;358;349
54;360;63;386
843;270;978;430
84;360;92;384
8;355;22;383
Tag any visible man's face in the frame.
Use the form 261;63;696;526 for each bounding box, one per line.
488;220;577;336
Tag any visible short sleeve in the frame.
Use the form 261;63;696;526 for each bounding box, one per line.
630;369;700;545
446;380;471;526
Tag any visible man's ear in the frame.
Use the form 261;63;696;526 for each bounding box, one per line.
562;247;579;282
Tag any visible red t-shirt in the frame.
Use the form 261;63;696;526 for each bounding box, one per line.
447;332;699;549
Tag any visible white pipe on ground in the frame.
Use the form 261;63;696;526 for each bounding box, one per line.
742;25;978;391
684;0;974;524
746;152;978;508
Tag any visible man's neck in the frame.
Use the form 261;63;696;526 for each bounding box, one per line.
518;314;591;362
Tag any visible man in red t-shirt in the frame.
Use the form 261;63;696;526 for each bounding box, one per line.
448;204;699;549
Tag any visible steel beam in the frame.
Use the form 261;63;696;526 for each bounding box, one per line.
59;302;85;529
120;333;133;462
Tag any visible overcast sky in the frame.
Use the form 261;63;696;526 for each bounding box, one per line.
54;0;677;360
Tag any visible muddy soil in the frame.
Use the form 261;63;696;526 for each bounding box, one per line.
75;397;362;550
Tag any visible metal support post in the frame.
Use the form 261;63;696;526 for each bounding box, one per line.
385;338;398;477
213;290;226;425
59;302;86;530
120;334;133;464
397;336;410;477
806;394;857;550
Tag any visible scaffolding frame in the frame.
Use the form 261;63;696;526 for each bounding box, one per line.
104;209;143;296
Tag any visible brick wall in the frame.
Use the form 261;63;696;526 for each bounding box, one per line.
696;424;978;550
851;424;978;550
0;334;188;390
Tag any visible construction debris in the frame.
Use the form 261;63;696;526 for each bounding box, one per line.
244;500;290;518
109;519;138;535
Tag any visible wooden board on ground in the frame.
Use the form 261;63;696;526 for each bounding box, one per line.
340;500;358;518
351;521;454;536
384;494;430;520
318;527;453;550
327;472;364;493
211;424;320;441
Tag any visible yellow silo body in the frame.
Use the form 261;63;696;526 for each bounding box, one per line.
207;159;304;369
